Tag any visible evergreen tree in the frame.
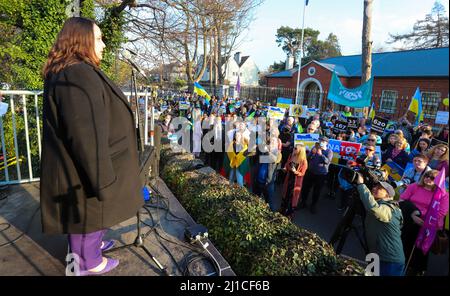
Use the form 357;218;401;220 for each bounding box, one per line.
274;26;341;72
387;1;449;50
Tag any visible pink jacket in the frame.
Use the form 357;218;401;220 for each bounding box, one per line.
400;183;449;229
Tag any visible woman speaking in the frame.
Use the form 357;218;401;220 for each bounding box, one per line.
40;17;143;275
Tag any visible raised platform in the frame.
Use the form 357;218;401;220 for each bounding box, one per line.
0;178;234;276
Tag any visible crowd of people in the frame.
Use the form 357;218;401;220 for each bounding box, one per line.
156;93;449;276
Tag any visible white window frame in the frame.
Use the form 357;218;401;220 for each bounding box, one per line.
421;91;440;119
379;90;398;114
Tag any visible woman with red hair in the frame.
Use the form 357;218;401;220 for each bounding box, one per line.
41;17;143;276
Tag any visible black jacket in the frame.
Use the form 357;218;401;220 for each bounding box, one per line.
40;62;144;234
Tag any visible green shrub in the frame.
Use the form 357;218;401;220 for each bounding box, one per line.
160;144;364;276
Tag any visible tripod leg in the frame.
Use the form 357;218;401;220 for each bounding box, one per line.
329;206;355;244
329;206;356;254
335;226;352;254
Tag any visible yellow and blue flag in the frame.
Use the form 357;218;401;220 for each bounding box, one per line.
369;102;375;120
381;162;405;182
408;87;424;125
193;82;211;104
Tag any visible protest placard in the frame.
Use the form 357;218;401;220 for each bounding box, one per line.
289;104;305;117
333;120;348;134
277;97;293;109
370;116;388;135
179;101;190;110
294;134;320;150
328;139;362;163
435;111;449;125
268;106;286;120
346;116;359;129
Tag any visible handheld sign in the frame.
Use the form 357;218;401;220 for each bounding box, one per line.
435;111;449;125
268;106;286;120
371;116;388;135
346;116;359;129
294;133;319;151
290;104;304;117
277;97;293;109
179;101;190;110
328;139;362;163
304;108;319;118
333;120;348;134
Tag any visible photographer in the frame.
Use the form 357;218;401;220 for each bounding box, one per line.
354;175;405;276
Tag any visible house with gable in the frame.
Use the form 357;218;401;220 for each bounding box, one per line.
199;52;260;88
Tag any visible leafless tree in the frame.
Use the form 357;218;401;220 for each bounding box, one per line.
111;0;262;88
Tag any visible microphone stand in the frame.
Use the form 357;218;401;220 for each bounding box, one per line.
130;68;145;152
105;58;170;275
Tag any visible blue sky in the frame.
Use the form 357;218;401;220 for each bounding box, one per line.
236;0;450;71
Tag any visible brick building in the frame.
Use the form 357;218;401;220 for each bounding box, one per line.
266;47;449;123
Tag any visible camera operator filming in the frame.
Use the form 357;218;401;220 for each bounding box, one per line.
354;173;405;276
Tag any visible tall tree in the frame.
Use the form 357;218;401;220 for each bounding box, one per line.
268;60;287;72
275;26;319;63
0;0;69;89
304;33;342;64
123;0;261;87
387;1;449;49
0;0;132;89
275;26;341;68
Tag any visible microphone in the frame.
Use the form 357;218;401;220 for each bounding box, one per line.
120;49;147;78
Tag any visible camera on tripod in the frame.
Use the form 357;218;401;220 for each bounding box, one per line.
341;158;387;189
329;159;387;255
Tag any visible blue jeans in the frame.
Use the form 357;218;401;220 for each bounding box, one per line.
255;180;276;211
229;168;244;187
380;261;405;276
265;181;276;211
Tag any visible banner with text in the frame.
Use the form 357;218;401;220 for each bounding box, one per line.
294;133;320;150
333;120;348;134
327;72;373;108
328;139;362;163
268;106;286;120
370;116;389;135
346;116;359;129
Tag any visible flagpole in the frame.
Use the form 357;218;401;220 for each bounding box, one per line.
295;0;308;105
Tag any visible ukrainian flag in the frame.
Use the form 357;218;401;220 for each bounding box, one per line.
408;87;424;125
193;82;211;104
369;102;375;120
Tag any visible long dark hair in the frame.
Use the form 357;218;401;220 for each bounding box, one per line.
42;17;100;78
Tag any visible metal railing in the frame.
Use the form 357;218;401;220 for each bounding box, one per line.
0;90;153;185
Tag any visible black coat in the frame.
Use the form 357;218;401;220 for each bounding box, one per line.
40;62;144;234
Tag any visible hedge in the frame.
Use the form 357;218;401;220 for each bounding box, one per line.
160;144;365;276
